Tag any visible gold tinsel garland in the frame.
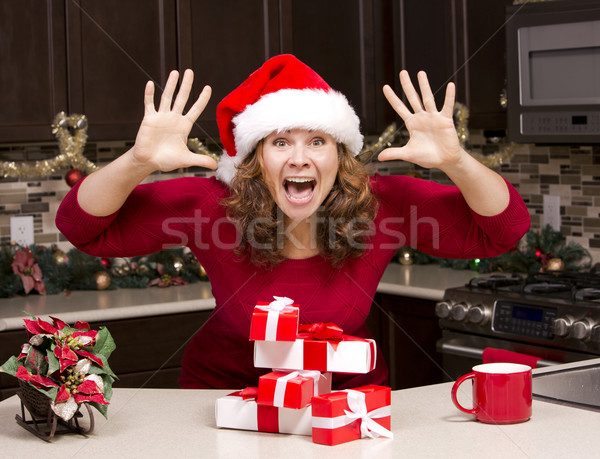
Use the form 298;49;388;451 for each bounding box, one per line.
0;112;98;178
453;101;517;168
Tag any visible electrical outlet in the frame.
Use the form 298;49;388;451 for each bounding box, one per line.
543;195;561;231
10;215;34;247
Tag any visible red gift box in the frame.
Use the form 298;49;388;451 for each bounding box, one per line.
257;370;332;409
311;385;393;446
215;388;312;435
249;296;299;341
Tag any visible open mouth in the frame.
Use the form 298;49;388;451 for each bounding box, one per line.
283;177;316;203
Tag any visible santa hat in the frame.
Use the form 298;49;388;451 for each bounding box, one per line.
215;54;363;185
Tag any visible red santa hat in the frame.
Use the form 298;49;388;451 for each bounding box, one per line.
215;54;363;185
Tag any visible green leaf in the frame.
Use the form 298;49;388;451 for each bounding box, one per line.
26;346;48;375
0;356;20;376
90;327;116;360
46;349;60;374
89;401;109;419
88;356;118;379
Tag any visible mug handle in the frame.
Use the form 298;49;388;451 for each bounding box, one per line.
451;372;477;415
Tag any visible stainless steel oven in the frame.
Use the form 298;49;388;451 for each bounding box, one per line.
435;272;600;381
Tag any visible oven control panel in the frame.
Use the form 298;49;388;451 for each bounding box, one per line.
492;301;557;340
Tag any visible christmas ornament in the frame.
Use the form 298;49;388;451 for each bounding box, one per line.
0;112;97;179
545;258;565;272
398;247;414;265
52;249;68;265
65;168;85;187
172;257;184;274
93;271;111;290
100;258;112;269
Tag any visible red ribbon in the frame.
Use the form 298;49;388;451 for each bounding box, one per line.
298;322;344;350
231;386;259;400
257;405;279;433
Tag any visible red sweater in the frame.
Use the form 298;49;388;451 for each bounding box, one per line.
56;174;530;389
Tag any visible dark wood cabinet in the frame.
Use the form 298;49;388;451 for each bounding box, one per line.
391;0;513;132
1;1;514;144
65;0;178;141
369;293;444;390
0;310;211;401
0;0;68;143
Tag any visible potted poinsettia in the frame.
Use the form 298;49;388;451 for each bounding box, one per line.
0;314;116;423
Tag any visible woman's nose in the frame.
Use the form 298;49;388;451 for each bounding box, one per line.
288;145;310;167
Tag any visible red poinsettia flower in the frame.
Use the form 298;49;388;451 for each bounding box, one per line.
11;248;46;295
15;365;59;389
148;263;188;288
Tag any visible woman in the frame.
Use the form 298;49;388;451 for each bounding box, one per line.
56;55;530;389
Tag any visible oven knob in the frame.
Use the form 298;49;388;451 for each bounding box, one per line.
435;301;453;319
467;305;487;325
571;319;592;340
451;302;469;322
552;316;572;337
591;325;600;343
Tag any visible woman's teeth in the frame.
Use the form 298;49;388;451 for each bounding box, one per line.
284;177;315;202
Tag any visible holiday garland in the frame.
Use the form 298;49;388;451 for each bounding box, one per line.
0;244;208;299
396;225;593;274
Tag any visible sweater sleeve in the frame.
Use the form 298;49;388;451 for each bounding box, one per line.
371;174;531;259
55;176;228;258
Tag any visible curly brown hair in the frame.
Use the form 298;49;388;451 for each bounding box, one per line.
221;143;378;267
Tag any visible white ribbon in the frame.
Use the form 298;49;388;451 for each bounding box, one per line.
311;389;393;440
256;296;297;341
273;369;322;407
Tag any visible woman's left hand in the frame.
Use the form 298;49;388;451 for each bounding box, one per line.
378;71;464;170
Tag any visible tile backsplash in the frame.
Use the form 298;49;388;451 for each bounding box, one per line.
1;132;599;264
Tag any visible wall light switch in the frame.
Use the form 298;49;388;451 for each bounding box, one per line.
10;215;34;247
543;195;561;231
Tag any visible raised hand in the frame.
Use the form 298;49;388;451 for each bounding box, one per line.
132;69;217;172
378;71;463;171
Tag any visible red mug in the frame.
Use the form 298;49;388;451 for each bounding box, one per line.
451;362;532;424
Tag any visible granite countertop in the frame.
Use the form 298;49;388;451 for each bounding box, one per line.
0;264;481;331
1;359;597;458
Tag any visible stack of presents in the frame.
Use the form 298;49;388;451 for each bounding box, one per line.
215;296;393;446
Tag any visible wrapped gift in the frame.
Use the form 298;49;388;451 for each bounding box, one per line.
254;323;376;373
249;296;299;341
311;385;393;446
257;370;332;409
215;387;312;435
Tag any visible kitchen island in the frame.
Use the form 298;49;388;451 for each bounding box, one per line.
0;359;597;458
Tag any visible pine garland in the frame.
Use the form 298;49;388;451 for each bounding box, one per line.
396;225;593;273
0;244;208;299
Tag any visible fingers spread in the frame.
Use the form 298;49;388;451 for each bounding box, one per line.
399;70;423;113
172;69;194;114
383;85;412;120
441;81;456;118
144;80;156;115
158;70;179;112
186;85;212;123
417;71;437;112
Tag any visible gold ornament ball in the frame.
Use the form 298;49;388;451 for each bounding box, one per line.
94;271;111;290
545;258;565;272
399;248;414;265
53;250;68;264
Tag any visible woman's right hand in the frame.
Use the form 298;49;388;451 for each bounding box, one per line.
131;69;217;173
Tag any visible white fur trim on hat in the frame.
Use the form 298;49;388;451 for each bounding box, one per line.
216;88;363;185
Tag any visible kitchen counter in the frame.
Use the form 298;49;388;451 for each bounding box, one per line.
0;264;480;331
1;359;597;458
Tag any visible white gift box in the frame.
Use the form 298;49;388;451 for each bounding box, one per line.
254;337;376;374
215;391;312;435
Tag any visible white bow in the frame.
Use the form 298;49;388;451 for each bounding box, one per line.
269;296;294;311
343;390;394;439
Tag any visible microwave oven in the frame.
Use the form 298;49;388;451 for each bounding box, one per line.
506;0;600;144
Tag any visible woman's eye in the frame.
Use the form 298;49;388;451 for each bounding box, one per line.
312;138;325;147
273;139;287;147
